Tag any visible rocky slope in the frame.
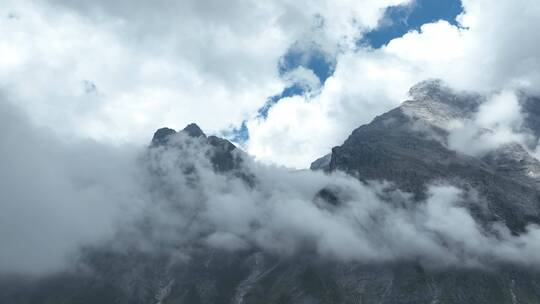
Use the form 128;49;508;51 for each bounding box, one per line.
318;80;540;232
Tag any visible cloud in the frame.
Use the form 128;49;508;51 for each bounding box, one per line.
447;90;529;156
0;0;286;143
141;134;540;269
0;101;149;275
282;66;321;93
380;0;540;93
0;0;408;146
246;95;337;168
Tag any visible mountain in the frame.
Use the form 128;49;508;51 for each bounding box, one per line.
317;80;540;232
2;80;540;304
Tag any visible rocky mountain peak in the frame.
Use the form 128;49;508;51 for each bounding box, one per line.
402;80;481;129
150;124;206;146
148;123;251;178
310;153;332;171
182;123;206;138
151;127;177;146
482;143;540;185
408;79;447;101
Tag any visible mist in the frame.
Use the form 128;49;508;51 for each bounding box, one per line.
0;101;149;274
2;98;540;277
447;90;534;156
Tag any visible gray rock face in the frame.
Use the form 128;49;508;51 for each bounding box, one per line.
325;80;540;232
522;95;540;141
401;80;482;129
151;127;177;146
150;123;248;175
482;143;540;186
3;82;540;304
151;123;205;146
183;123;206;138
310;153;332;171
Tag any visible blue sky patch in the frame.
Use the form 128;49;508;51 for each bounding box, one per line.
258;83;306;118
223;120;249;143
362;0;463;48
251;45;335;123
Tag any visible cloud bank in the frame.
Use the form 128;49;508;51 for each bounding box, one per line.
0;101;149;274
3;100;540;277
0;0;408;145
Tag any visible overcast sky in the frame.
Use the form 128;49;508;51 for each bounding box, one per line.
1;0;539;168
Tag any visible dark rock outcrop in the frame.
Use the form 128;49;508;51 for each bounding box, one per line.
151;127;177;146
183;123;206;138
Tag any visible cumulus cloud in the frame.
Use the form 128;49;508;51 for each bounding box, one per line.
0;0;408;145
0;0;287;143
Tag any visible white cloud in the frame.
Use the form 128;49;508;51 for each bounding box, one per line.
0;0;409;149
448;90;527;155
0;0;286;143
282;66;321;92
247;95;336;168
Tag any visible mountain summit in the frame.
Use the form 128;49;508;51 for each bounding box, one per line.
317;80;540;231
151;123;206;146
183;123;206;138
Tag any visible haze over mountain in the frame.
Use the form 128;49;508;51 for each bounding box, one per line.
2;80;540;303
